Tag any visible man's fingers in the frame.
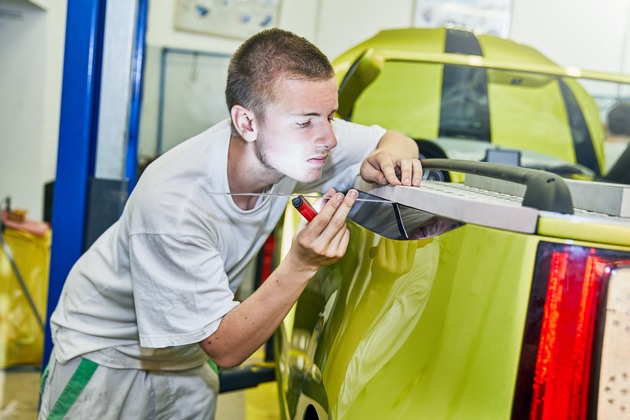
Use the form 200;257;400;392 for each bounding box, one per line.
310;189;357;243
361;151;423;186
379;161;402;186
293;189;357;267
360;157;386;185
412;159;423;186
314;188;336;212
398;158;423;186
322;189;357;225
327;227;350;257
399;159;413;186
317;195;354;257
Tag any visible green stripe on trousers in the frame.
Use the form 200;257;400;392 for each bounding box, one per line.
207;358;219;376
47;358;98;420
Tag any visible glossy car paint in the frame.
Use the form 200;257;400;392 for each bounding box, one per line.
537;213;630;248
277;220;532;418
275;211;630;419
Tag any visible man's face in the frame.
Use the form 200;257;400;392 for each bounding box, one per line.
254;77;339;183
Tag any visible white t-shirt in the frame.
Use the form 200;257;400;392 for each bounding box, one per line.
50;118;385;370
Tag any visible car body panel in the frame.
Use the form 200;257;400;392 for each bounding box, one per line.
276;217;630;419
537;214;630;247
274;171;630;419
323;224;542;419
278;222;540;419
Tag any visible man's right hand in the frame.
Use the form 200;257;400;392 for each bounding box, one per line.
287;188;358;273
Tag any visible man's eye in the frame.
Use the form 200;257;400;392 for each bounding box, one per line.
297;121;310;128
328;117;335;123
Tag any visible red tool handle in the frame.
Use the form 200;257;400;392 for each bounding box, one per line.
291;195;318;222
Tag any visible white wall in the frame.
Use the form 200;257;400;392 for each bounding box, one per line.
0;0;65;221
510;0;630;73
2;0;630;222
313;0;415;60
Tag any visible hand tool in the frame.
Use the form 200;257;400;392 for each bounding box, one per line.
207;192;392;222
206;192;390;204
291;195;318;222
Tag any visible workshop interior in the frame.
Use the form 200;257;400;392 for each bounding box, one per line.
2;0;630;419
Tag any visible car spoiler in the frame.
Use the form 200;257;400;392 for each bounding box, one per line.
337;48;630;120
422;159;574;214
358;158;575;236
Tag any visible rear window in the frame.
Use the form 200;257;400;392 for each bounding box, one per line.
350;62;591;165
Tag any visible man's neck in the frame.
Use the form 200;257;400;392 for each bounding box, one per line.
227;134;279;210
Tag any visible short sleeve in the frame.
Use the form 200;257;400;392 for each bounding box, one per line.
129;233;239;348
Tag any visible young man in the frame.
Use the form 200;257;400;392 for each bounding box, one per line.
39;28;422;418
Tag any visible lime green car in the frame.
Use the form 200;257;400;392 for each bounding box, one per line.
274;162;630;420
272;28;630;420
332;27;630;179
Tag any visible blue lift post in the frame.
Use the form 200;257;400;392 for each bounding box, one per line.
44;0;106;365
44;0;148;366
126;0;149;191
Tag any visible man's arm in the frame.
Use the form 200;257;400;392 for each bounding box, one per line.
199;189;357;368
360;130;422;186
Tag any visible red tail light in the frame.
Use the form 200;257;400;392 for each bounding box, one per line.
257;235;275;285
513;242;630;419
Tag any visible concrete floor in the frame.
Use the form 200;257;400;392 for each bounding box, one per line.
0;363;280;419
0;366;40;419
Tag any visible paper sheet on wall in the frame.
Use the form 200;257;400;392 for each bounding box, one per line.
175;0;282;39
414;0;511;38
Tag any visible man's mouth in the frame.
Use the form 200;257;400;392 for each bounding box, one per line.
307;156;328;166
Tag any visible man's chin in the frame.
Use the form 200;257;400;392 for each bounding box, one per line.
292;169;323;184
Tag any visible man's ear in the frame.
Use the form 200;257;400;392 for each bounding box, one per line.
230;105;257;142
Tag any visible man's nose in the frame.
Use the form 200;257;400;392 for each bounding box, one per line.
318;122;337;150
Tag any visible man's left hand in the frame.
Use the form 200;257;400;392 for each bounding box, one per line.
360;149;423;186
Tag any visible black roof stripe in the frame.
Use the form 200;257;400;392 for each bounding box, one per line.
558;79;601;175
439;29;491;141
444;28;483;56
